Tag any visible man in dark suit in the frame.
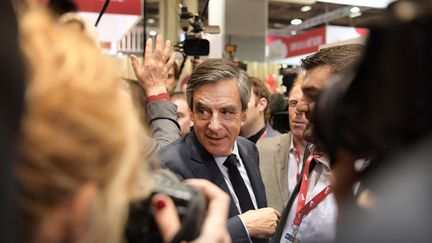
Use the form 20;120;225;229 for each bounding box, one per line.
159;59;280;243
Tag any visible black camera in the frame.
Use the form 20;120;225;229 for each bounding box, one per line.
175;3;218;57
183;38;210;56
125;169;207;243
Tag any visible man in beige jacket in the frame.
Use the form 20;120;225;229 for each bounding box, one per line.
257;77;308;213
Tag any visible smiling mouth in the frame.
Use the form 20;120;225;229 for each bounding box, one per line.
207;136;225;141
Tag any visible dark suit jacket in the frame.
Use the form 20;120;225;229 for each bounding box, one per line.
158;130;268;243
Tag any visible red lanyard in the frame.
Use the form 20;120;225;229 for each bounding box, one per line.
292;141;302;181
258;127;268;141
293;155;332;226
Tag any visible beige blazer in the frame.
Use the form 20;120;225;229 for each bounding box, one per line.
257;132;292;213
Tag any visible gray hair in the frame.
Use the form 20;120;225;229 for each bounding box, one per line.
186;59;251;111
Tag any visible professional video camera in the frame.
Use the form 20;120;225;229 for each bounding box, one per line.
175;1;219;57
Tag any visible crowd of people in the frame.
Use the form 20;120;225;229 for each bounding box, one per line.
2;0;432;243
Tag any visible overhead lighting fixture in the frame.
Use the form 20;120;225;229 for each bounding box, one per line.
269;0;315;4
147;18;155;24
291;18;302;25
316;0;396;8
350;7;360;13
273;22;285;28
301;5;312;12
149;30;157;36
291;30;297;35
350;12;362;18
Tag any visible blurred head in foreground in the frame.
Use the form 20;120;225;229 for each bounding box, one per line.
17;9;145;243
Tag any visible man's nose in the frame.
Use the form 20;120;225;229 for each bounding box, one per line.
208;114;222;131
296;99;309;113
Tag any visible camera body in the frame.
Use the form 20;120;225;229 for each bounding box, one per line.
175;4;218;57
183;38;210;56
125;170;207;243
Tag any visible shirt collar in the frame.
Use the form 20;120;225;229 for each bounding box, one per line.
309;144;331;169
289;135;294;153
213;141;240;165
247;125;267;143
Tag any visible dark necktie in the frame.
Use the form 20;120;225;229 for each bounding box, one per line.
223;154;255;213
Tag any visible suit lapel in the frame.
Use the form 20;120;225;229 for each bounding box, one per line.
275;133;291;205
185;131;240;216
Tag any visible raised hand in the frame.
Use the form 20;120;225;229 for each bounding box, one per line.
130;35;176;96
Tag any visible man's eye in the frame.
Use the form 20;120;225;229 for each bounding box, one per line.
196;109;210;118
289;100;298;107
220;109;237;119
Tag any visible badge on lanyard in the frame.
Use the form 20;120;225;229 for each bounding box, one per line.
284;225;300;243
284;232;300;243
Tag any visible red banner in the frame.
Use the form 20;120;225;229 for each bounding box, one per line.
75;0;141;15
267;27;326;58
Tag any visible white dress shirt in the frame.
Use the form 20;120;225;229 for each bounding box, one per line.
288;137;304;196
214;141;258;213
280;156;337;243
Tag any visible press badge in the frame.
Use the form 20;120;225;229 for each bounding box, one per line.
284;232;300;243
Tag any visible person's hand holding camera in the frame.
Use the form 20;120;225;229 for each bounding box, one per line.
239;207;281;239
130;34;175;96
152;179;231;243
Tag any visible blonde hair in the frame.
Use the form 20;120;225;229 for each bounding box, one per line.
17;9;147;243
58;12;100;48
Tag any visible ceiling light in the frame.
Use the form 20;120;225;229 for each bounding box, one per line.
269;0;315;4
272;22;285;28
316;0;396;8
149;30;157;36
291;19;302;25
349;12;362;18
301;5;312;12
147;18;155;24
350;7;360;13
291;30;297;35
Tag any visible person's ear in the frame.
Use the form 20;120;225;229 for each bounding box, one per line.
189;109;195;123
241;111;247;123
257;97;268;112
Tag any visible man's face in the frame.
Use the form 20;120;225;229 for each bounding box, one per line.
288;84;308;140
296;65;332;142
191;79;246;156
241;90;265;133
172;98;193;136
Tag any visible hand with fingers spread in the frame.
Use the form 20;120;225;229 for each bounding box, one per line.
130;35;176;97
152;179;231;243
239;207;281;239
